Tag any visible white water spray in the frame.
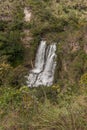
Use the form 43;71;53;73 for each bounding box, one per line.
27;41;57;87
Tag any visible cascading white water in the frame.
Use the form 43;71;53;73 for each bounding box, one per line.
27;41;57;87
32;41;46;73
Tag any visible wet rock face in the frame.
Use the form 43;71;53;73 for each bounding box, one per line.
27;41;57;87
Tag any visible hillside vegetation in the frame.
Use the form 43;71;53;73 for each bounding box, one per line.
0;0;87;130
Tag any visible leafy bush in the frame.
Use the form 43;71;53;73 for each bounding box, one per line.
0;21;7;31
0;31;24;67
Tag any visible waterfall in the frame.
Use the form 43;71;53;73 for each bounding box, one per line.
27;41;57;87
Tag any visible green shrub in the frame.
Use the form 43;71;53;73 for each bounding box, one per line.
0;21;7;31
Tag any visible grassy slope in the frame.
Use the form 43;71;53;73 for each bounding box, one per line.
0;85;87;130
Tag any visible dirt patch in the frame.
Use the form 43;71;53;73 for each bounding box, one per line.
24;7;31;22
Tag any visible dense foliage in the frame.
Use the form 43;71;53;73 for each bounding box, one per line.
0;0;87;87
0;0;87;129
0;82;87;130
